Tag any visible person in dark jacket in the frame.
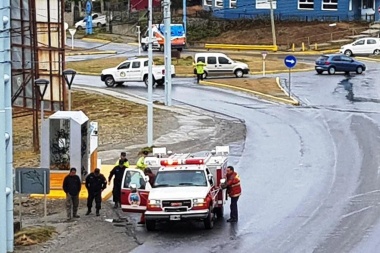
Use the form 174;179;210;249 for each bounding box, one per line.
108;160;127;208
144;167;155;186
62;167;82;220
85;168;107;216
221;165;242;223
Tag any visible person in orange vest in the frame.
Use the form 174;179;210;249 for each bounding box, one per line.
221;165;242;222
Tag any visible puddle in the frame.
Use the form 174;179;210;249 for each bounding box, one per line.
334;75;380;103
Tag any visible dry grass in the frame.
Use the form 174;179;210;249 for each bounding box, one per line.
65;55;311;75
15;226;56;246
12;90;177;168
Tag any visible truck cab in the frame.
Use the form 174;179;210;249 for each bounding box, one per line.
120;146;229;231
141;24;186;52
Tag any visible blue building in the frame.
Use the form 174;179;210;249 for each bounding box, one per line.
204;0;380;22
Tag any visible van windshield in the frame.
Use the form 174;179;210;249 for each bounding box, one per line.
154;171;207;187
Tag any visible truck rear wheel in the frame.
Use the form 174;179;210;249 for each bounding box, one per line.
146;220;156;231
204;208;214;229
144;75;155;87
159;45;164;52
104;76;115;87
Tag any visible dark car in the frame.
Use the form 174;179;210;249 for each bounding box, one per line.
314;54;366;75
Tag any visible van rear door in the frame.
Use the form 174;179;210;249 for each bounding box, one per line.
120;169;151;213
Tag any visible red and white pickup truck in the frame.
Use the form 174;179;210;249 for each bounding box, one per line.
120;146;229;231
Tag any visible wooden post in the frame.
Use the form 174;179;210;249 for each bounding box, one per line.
90;149;98;173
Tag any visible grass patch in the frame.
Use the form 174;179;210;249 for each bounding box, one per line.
15;226;57;246
65;54;312;75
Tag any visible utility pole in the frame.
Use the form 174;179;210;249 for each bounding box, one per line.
147;0;154;147
269;0;277;46
183;0;187;34
1;0;14;251
163;0;172;106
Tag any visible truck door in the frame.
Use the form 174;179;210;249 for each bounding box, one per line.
116;61;131;82
120;168;151;213
129;61;142;81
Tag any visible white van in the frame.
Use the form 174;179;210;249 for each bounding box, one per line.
194;53;250;78
340;37;380;57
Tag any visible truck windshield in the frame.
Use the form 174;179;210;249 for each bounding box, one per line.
153;170;207;187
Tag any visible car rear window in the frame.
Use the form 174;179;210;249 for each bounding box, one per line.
317;56;329;61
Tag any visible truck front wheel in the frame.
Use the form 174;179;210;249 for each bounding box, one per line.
104;76;115;87
204;208;214;229
214;206;224;219
142;44;148;51
146;220;156;231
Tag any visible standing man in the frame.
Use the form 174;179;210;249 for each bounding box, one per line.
193;60;207;84
115;151;130;168
136;150;149;171
62;167;82;220
108;160;127;208
221;165;241;222
85;168;107;216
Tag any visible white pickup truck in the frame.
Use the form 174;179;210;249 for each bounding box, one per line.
100;58;176;87
75;13;107;30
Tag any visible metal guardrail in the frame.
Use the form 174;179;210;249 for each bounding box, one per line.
204;44;278;51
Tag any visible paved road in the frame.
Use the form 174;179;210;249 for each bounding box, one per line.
73;59;380;252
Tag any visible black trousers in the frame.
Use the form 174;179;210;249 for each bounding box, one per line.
197;74;204;83
87;191;102;210
112;182;121;203
230;196;239;220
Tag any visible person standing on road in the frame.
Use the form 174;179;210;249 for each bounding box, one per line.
144;167;156;186
221;165;241;222
62;167;82;220
115;151;130;168
85;168;107;216
136;150;149;171
193;60;207;84
108;160;127;208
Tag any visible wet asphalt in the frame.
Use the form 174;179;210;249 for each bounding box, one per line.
70;40;380;252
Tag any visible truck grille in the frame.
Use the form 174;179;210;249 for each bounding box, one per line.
164;207;188;212
162;200;192;208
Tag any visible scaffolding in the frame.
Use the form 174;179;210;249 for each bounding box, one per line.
11;0;66;151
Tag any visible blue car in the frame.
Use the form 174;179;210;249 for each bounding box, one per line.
314;54;366;75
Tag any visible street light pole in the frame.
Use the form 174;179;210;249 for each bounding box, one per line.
164;0;172;106
34;79;50;126
147;0;153;147
63;69;77;111
269;0;277;46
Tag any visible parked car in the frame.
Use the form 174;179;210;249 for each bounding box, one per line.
193;52;250;78
340;37;380;57
75;13;107;30
314;54;366;75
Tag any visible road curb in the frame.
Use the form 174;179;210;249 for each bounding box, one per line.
355;56;380;62
66;50;117;56
275;77;300;105
82;37;111;43
77;72;195;77
250;68;314;75
199;80;299;106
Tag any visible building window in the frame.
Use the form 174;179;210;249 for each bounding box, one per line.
322;0;338;10
204;0;212;7
298;0;314;9
256;0;277;9
215;0;223;8
362;0;374;9
230;0;237;8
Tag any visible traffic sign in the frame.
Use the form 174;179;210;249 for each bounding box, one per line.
284;55;297;69
261;51;268;60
